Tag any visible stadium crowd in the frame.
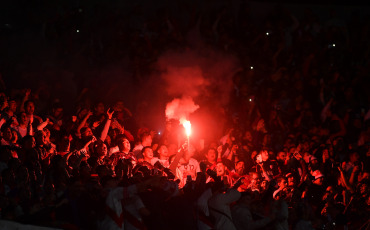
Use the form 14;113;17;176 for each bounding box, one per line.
0;1;370;229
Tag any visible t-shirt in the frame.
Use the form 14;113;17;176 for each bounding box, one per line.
176;158;200;188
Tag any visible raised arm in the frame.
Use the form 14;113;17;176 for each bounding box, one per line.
100;108;114;142
169;143;186;175
76;111;93;136
37;118;52;131
27;114;34;136
19;89;31;113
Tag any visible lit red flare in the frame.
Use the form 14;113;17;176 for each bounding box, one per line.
180;118;191;137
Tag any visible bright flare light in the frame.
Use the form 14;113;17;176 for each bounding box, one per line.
180;118;191;137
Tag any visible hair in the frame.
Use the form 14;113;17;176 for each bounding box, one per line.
276;176;287;184
140;131;151;142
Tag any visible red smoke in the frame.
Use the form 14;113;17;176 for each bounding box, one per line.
165;96;199;122
159;48;241;142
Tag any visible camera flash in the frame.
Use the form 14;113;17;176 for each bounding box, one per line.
250;66;254;70
76;29;80;33
332;43;335;47
266;32;269;36
249;98;252;102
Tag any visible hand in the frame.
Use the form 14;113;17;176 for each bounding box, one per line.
29;114;34;124
92;121;101;128
217;145;223;155
107;108;114;120
87;111;93;117
91;136;97;143
25;88;31;97
293;152;302;160
46;118;53;125
80;148;87;157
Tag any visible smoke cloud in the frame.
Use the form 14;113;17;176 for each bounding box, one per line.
157;47;241;141
158;48;239;105
165;96;200;124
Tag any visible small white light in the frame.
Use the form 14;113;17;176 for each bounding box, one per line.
250;66;254;70
332;44;336;47
266;32;269;36
76;29;80;33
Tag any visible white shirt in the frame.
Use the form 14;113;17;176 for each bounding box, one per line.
176;158;200;188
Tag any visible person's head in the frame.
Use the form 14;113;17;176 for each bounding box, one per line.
235;161;245;175
312;170;324;185
206;148;217;163
94;102;105;115
277;176;288;190
81;127;93;139
21;135;36;149
276;151;287;162
322;147;330;160
35;130;47;146
250;172;261;187
216;161;226;176
349;151;360;164
309;156;319;170
322;185;337;201
286;173;295;187
243;130;253;142
117;137;130;152
113;100;125;112
44;128;51;142
52;105;63;119
77;107;89;119
19;112;27;125
94;141;108;159
261;180;269;191
141;132;152;147
157;144;169;159
142;146;153;162
24;100;35;115
1;126;12;142
359;183;369;196
8;100;17;113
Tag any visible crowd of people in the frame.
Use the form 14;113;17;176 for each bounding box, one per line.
1;1;370;230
